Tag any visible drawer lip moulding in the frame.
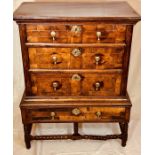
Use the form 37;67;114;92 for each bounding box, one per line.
13;1;140;149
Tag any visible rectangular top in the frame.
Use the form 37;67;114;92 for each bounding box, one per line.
13;2;140;23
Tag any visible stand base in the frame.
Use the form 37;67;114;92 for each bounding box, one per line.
24;122;128;149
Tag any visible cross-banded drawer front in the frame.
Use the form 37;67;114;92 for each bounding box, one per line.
30;71;122;96
14;1;140;148
26;24;126;43
27;107;126;123
28;47;124;69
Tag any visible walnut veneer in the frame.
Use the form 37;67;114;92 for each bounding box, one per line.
14;2;140;149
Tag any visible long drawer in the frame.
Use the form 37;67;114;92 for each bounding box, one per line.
28;47;125;69
24;106;126;123
26;24;126;43
30;71;122;96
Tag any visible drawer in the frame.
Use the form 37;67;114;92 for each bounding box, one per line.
30;71;122;96
26;24;126;43
26;107;126;123
28;47;124;69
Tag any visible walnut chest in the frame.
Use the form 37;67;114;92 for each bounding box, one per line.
13;2;140;149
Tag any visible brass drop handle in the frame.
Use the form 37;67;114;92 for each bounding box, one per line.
72;74;82;81
72;108;81;116
95;82;101;91
71;25;82;33
96;31;101;41
93;81;103;91
51;31;56;41
52;55;58;64
52;81;61;91
50;112;56;120
96;111;102;118
72;48;82;57
95;55;101;65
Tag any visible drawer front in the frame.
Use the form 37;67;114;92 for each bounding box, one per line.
26;24;126;43
30;71;122;96
28;47;124;69
27;107;126;123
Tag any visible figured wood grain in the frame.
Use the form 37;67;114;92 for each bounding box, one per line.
19;24;32;95
28;47;124;69
13;2;140;23
26;24;126;43
28;48;70;69
121;25;134;95
26;107;126;123
14;1;140;148
28;69;123;73
23;96;131;104
30;71;122;96
20;92;132;108
26;42;126;47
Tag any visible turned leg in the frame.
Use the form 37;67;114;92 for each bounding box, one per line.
73;122;80;136
23;124;32;149
27;124;32;135
119;122;123;133
119;122;128;147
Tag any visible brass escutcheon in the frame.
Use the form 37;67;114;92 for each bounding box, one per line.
72;74;82;81
71;25;82;33
72;48;82;57
96;111;102;118
72;108;81;116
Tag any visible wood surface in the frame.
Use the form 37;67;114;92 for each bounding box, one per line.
121;25;134;95
26;24;126;43
27;107;126;123
30;71;122;96
28;47;125;69
13;1;141;148
13;2;140;23
18;24;32;95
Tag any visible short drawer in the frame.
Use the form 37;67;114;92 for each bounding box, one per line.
27;107;126;123
28;47;124;69
26;24;126;43
30;71;122;96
